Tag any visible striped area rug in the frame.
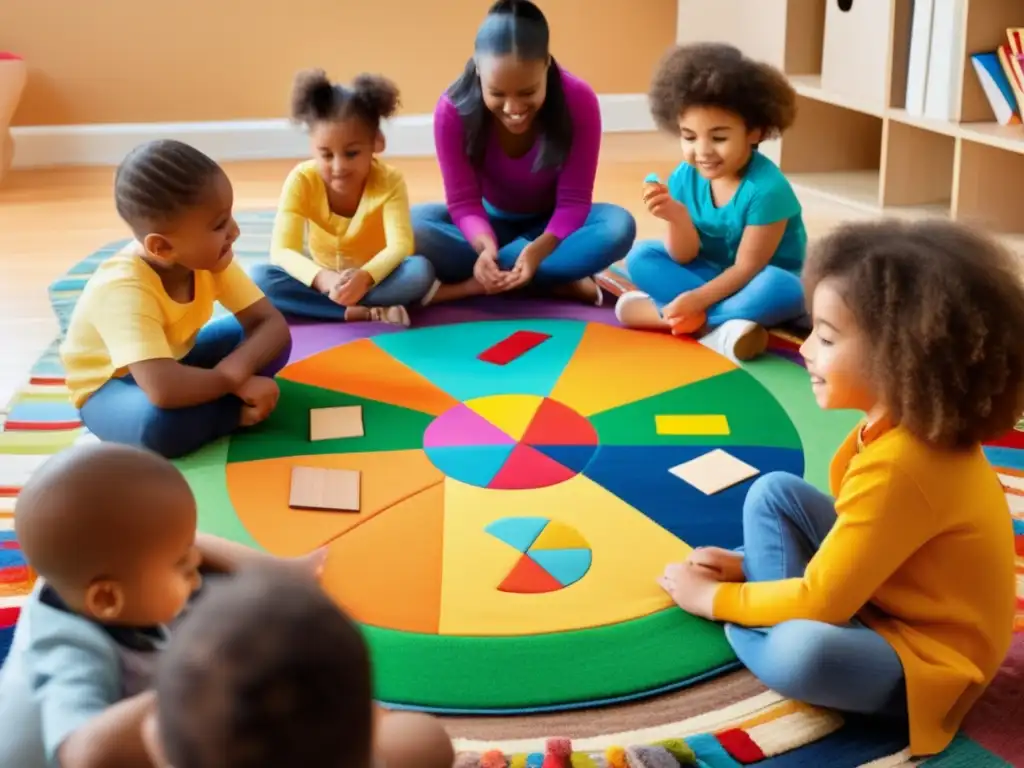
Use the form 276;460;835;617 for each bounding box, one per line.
2;212;1022;767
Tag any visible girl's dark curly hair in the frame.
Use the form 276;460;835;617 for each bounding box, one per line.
291;69;400;132
803;219;1024;449
649;43;796;139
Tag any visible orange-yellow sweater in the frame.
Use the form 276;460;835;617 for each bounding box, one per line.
270;158;413;287
714;422;1016;756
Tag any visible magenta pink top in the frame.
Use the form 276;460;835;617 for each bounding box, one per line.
433;68;601;245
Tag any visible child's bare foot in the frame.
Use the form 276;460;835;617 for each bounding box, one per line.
687;547;745;582
615;291;670;331
551;277;603;306
345;305;411;327
345;306;372;322
428;277;486;304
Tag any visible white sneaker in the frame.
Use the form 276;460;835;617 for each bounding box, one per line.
614;291;668;330
699;319;768;362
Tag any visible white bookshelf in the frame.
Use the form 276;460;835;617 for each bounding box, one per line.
675;0;1024;248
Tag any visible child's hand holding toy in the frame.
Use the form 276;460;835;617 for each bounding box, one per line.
642;173;688;224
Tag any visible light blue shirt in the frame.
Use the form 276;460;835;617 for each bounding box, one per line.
0;582;167;768
666;151;807;275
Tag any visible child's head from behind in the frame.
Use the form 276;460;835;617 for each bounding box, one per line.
15;442;201;625
650;43;796;181
291;70;400;197
115;140;239;273
801;219;1024;449
147;566;374;768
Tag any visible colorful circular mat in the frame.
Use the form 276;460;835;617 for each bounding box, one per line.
180;318;858;714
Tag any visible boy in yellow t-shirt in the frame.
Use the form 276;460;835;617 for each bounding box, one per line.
250;70;437;328
659;219;1023;757
60;140;291;459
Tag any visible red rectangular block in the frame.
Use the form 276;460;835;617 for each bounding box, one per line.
478;331;552;366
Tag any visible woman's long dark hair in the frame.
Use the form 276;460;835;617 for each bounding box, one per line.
447;0;573;172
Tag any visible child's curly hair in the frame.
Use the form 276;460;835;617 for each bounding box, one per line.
803;219;1024;449
649;43;796;139
291;69;400;132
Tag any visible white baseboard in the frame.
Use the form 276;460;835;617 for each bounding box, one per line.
10;94;654;169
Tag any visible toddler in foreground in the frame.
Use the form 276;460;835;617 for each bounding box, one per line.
143;566;454;768
60;140;292;459
0;443;322;768
660;219;1024;756
617;43;807;361
251;69;437;326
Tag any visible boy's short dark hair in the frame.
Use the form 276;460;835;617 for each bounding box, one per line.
156;566;374;768
803;218;1024;449
649;43;797;140
114;139;223;237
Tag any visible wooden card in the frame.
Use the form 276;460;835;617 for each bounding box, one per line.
668;449;760;496
310;406;364;441
288;466;361;512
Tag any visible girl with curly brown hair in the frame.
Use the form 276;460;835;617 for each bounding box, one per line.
250;70;437;327
616;43;806;361
659;218;1024;757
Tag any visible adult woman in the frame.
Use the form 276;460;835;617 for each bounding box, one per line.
412;0;636;305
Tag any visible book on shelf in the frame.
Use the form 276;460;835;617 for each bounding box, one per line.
996;42;1024;122
1008;28;1024;99
922;0;966;120
972;52;1021;126
905;0;934;116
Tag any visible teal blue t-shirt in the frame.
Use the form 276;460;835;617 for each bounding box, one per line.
666;151;807;274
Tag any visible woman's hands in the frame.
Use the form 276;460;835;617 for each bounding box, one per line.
473;236;553;293
505;241;546;290
473;242;509;293
473;233;557;292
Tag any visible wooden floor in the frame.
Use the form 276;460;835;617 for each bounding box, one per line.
0;133;862;410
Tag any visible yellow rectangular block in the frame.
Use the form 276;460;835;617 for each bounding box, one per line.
655;414;730;436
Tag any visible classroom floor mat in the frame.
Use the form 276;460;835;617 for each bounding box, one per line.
184;317;860;714
3;213;1022;765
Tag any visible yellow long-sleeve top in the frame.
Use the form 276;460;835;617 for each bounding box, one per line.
270;158;414;287
714;421;1016;756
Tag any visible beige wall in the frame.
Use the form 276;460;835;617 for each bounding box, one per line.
3;0;676;126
